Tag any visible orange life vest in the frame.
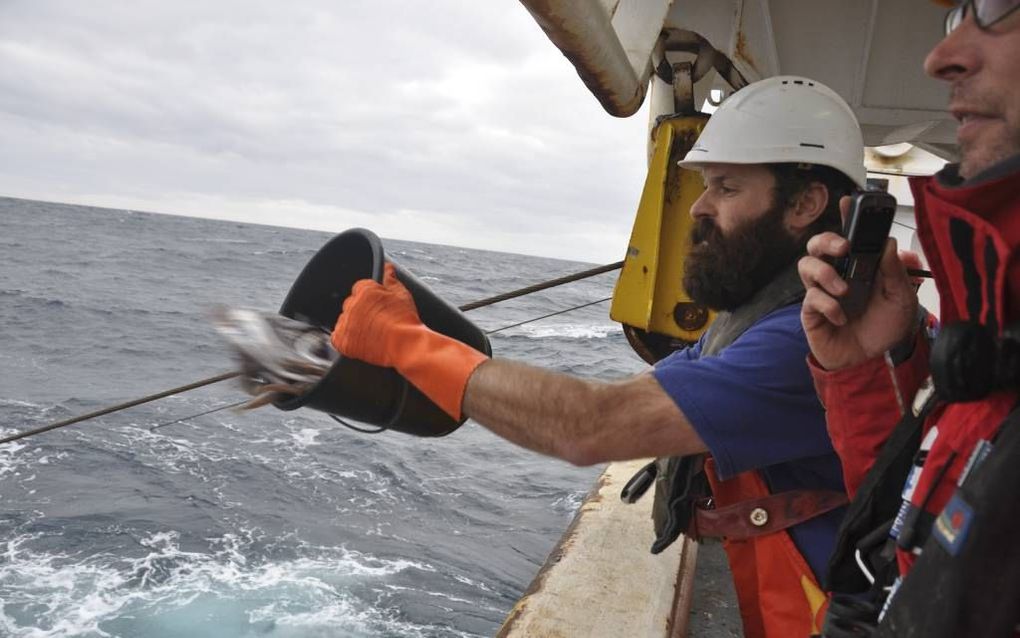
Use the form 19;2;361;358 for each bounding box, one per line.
706;457;830;638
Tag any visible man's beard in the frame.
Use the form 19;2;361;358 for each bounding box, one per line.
950;82;1020;179
682;205;803;311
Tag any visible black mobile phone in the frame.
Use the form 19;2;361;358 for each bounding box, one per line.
836;191;897;318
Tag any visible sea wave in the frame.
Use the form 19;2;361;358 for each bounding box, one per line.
1;198;631;637
0;434;29;481
0;399;45;409
513;323;622;340
551;490;587;517
0;530;453;638
179;237;253;245
290;428;321;448
0;291;67;308
392;249;436;263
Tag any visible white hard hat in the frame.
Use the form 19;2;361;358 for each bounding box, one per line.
678;76;867;188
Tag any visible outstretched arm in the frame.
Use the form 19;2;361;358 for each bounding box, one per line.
332;263;706;465
463;360;707;465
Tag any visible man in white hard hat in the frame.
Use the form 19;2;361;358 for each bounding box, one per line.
330;76;863;638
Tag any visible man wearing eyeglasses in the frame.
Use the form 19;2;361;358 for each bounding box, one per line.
798;1;1020;636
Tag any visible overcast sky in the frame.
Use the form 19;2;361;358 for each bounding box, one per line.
0;1;653;262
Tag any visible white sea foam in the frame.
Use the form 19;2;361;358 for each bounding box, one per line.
452;574;498;594
0;530;445;638
393;249;436;262
331;469;375;481
291;428;320;448
0;432;30;480
246;597;477;638
0;398;44;409
515;323;621;340
552;491;586;517
383;584;504;614
420;474;469;483
0;437;63;503
180;237;252;245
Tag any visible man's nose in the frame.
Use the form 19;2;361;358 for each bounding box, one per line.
690;190;714;221
924;11;982;81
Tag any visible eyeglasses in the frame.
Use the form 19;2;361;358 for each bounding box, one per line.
945;0;1020;34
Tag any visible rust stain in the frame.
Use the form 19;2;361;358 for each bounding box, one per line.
518;0;644;116
667;123;701;206
733;29;758;73
867;153;907;172
584;470;612;505
667;537;699;638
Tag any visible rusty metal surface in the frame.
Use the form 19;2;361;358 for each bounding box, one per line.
672;61;695;114
733;28;757;76
661;29;748;92
518;0;647;117
668;536;699;638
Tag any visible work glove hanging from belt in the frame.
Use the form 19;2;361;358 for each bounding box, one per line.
331;263;488;420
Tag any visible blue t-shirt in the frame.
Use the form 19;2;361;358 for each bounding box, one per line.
652;304;846;579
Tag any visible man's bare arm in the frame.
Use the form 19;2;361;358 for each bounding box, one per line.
462;359;707;466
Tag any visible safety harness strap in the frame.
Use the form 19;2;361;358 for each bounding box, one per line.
875;406;1020;638
824;389;938;594
693;488;848;541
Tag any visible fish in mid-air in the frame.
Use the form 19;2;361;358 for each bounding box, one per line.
212;307;337;409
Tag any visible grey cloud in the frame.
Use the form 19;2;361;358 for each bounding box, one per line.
0;0;649;261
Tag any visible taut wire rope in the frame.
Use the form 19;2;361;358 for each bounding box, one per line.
1;262;623;444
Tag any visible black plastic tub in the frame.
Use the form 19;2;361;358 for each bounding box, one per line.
275;228;491;437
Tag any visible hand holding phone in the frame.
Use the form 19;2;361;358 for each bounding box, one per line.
835;191;897;318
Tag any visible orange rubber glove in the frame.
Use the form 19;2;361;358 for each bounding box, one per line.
331;263;488;420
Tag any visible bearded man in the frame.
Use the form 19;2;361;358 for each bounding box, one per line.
331;76;864;638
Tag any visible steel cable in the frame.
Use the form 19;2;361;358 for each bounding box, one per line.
1;262;623;444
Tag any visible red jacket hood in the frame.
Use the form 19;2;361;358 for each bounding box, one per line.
909;161;1020;332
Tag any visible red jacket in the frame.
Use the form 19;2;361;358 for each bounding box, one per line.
810;158;1020;575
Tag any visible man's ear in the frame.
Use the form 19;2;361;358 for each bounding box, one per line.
784;182;829;233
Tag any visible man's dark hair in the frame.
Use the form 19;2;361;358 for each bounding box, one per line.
767;163;857;240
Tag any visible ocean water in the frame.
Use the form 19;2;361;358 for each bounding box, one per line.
0;197;647;638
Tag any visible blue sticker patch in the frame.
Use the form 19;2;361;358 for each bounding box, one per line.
933;493;975;556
